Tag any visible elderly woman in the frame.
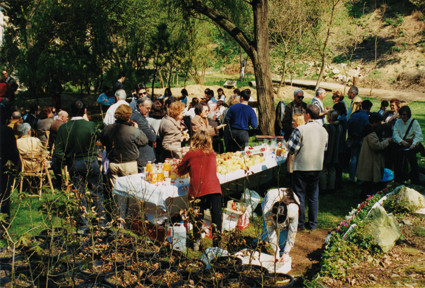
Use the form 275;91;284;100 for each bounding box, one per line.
101;104;148;223
332;91;346;110
356;113;392;196
383;98;400;125
393;106;423;184
158;101;189;160
191;102;225;136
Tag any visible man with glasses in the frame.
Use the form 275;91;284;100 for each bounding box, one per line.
282;89;307;141
130;97;157;171
130;84;148;112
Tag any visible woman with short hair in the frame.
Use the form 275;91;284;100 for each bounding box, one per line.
393;105;423;184
158;101;188;160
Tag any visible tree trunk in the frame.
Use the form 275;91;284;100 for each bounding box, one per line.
252;0;275;135
187;0;275;134
314;0;340;91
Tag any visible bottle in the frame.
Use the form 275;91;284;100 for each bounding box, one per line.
157;163;164;182
163;159;171;179
170;221;186;252
145;161;152;180
150;164;158;183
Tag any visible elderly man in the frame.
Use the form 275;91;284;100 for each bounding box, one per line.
103;89;129;125
49;110;69;187
287;104;328;231
16;123;48;172
54;100;107;230
312;88;329;125
101;104;148;223
282;89;307;141
347;85;362;119
130;97;157;170
8;110;22;132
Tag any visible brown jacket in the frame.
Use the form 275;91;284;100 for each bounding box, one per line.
191;115;216;137
356;131;389;183
158;115;184;158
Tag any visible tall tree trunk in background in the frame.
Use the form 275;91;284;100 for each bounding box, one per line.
187;0;276;135
252;0;275;135
315;0;340;91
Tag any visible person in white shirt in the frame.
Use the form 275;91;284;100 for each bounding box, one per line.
393;105;423;184
311;88;329;125
260;188;299;263
103;89;129;125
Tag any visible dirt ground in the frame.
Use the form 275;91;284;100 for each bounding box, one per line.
290;229;329;278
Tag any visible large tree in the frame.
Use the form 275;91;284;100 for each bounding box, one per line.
178;0;276;135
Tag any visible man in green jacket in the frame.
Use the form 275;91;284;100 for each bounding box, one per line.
54;100;107;230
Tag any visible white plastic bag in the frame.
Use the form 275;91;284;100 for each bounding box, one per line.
241;188;262;212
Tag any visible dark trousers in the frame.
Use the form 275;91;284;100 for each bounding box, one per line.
292;171;320;230
395;149;419;184
0;173;13;220
228;128;249;152
193;193;222;245
69;159;107;226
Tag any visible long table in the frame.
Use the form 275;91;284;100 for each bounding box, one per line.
112;154;286;223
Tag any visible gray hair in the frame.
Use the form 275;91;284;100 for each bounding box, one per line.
58;110;68;118
115;89;127;100
137;96;152;107
316;88;326;97
349;86;358;96
17;122;31;137
294;89;304;96
11;111;22;119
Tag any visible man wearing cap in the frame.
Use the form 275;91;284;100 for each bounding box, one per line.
282;89;307;141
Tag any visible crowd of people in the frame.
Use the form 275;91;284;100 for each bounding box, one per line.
0;72;424;257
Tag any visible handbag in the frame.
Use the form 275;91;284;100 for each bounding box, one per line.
399;119;425;156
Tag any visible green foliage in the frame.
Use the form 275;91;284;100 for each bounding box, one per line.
345;1;366;18
383;192;416;215
384;13;405;27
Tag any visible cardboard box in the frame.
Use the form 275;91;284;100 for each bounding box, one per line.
222;208;243;231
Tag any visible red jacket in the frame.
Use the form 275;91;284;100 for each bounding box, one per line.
177;149;221;199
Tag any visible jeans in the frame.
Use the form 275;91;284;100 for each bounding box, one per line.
292;171;320;230
349;145;361;182
259;201;289;257
69;158;106;226
228;129;249;152
193;193;222;246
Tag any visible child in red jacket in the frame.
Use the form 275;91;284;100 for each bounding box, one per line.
177;130;222;250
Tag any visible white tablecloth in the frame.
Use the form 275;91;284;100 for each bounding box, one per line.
112;154;286;215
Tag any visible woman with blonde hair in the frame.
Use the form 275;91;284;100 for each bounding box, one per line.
177;130;222;250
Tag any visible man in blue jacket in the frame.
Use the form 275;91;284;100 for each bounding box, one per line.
347;100;372;183
225;89;257;152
